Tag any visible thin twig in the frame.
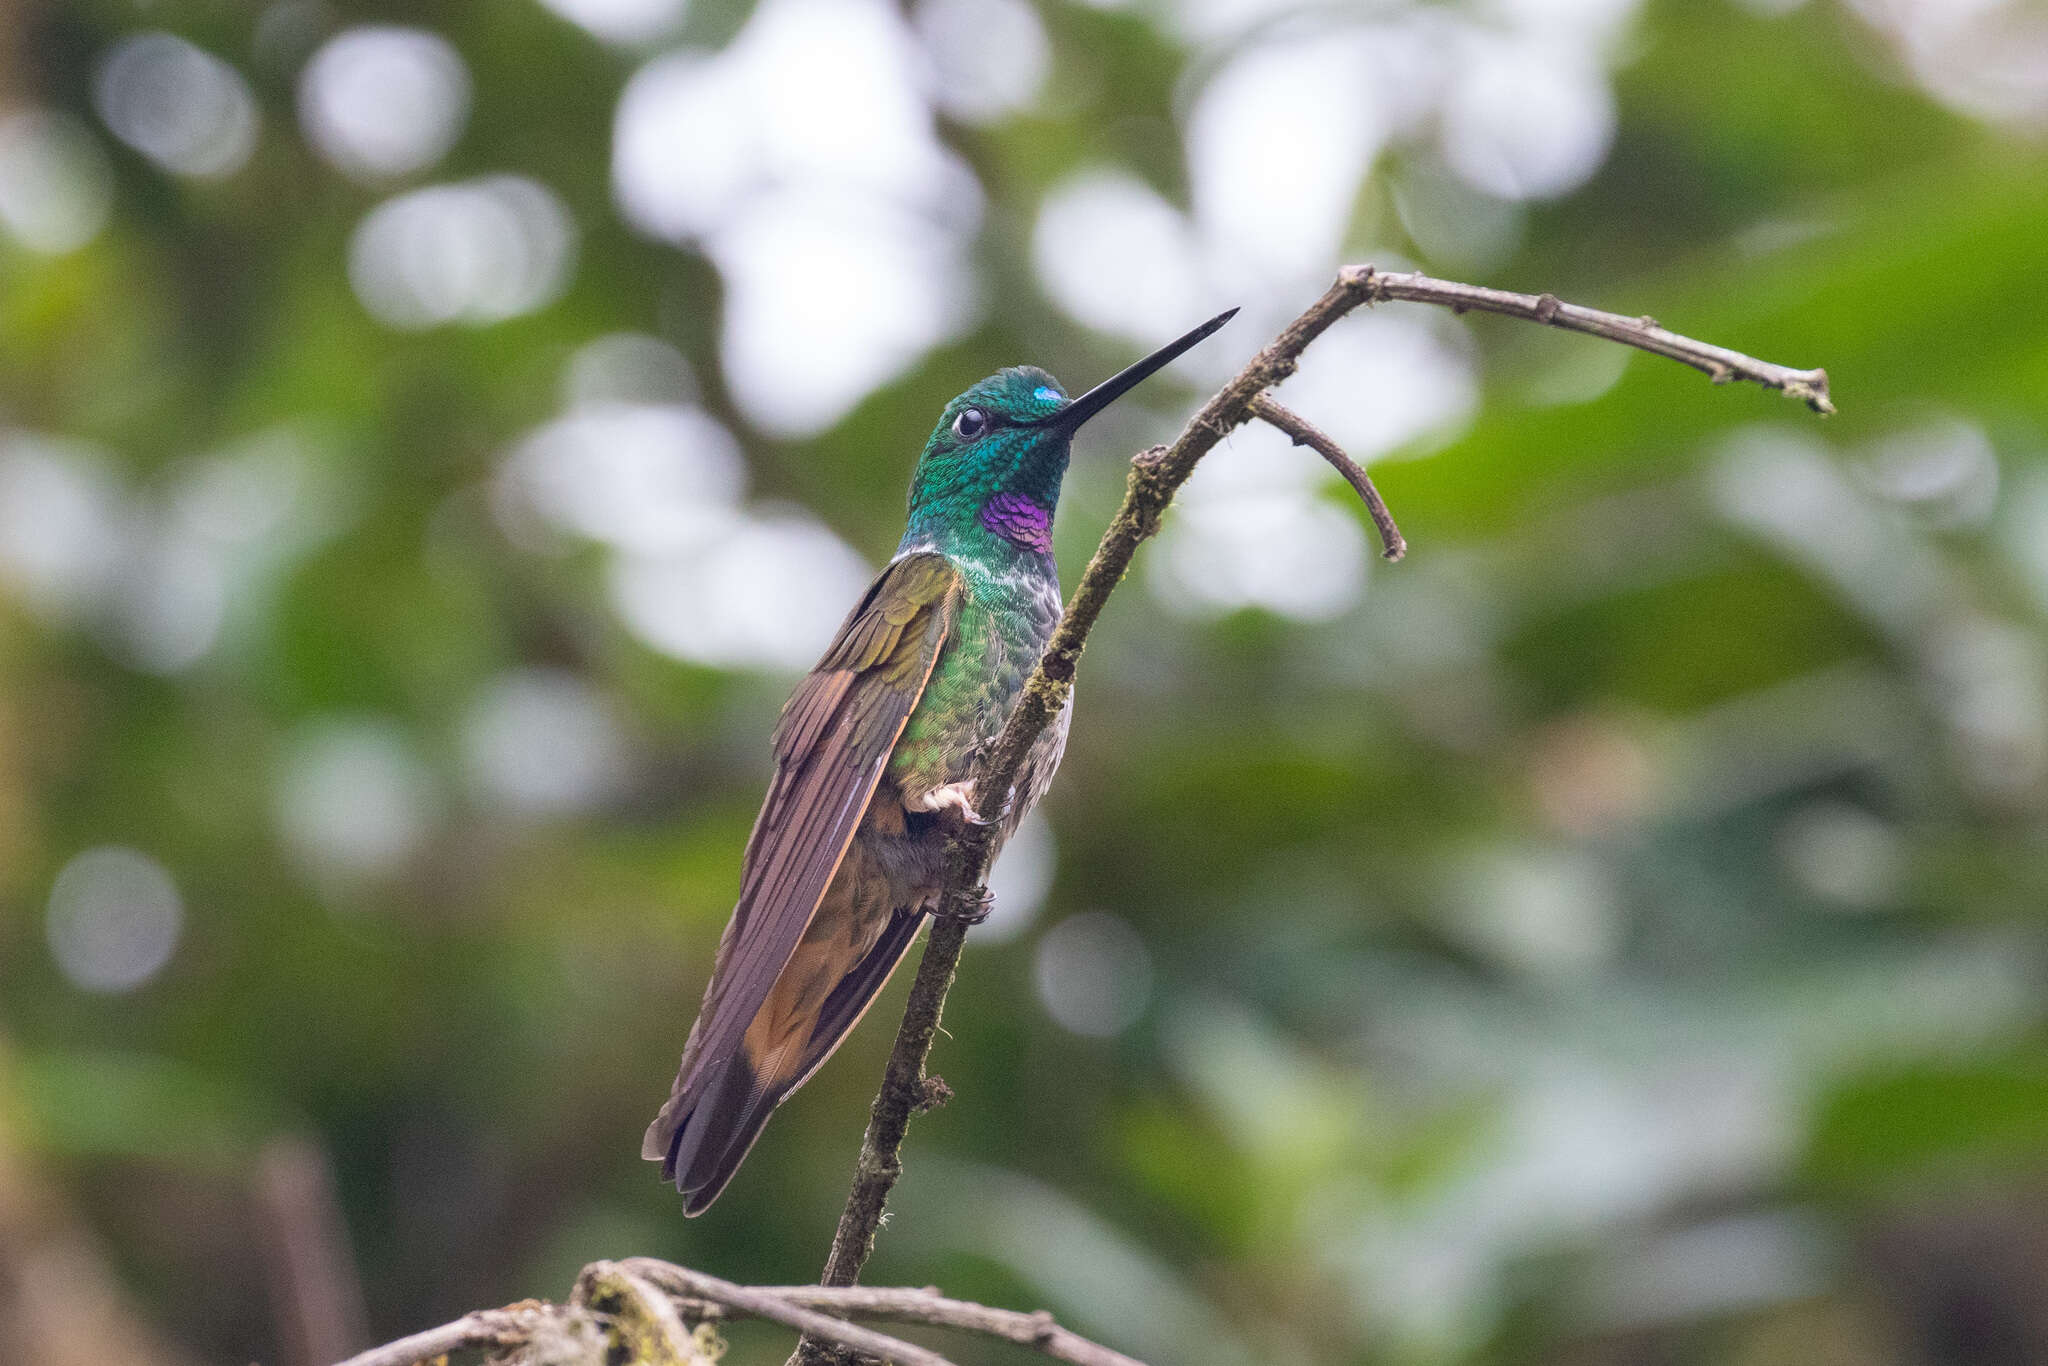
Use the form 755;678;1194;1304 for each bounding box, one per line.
809;915;965;1287
331;1262;1151;1366
1247;393;1406;561
625;1265;1144;1366
620;1262;957;1366
329;1304;551;1366
1358;267;1835;413
794;264;1831;1361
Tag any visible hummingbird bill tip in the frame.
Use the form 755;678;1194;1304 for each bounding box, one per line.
1049;305;1242;431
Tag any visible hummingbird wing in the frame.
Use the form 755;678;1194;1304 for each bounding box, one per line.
643;551;962;1198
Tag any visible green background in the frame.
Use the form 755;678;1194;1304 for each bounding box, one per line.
2;1;2046;1363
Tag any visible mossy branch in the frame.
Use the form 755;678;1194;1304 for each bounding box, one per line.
331;1257;1137;1366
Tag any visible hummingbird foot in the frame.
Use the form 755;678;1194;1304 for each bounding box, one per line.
930;885;995;926
908;779;988;827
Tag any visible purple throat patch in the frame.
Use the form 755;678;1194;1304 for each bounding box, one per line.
980;492;1053;553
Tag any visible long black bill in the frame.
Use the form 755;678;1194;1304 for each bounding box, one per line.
1046;307;1239;432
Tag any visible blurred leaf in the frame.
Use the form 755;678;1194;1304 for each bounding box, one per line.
1807;1056;2048;1194
12;1049;278;1172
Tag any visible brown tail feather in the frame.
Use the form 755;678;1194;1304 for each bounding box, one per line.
662;1054;739;1180
664;1052;784;1216
661;907;927;1215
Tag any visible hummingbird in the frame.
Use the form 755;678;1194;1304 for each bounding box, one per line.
643;308;1237;1213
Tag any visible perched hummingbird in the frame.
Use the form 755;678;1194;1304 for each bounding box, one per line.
643;309;1237;1213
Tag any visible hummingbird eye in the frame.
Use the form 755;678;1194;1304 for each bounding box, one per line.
952;407;989;441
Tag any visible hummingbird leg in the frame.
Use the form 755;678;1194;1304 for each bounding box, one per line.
930;885;995;926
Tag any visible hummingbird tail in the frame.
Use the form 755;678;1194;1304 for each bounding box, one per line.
657;905;928;1216
661;1053;776;1216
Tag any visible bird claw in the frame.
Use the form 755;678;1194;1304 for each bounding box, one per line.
930;886;995;926
962;787;1014;831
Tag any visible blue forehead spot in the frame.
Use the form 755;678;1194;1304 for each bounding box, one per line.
1034;386;1060;405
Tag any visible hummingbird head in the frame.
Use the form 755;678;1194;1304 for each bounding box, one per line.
902;308;1237;558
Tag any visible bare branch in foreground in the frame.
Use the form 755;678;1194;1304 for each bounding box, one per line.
329;1303;564;1366
794;264;1832;1362
574;1262;714;1366
330;1259;1137;1366
603;1262;953;1366
622;1264;1145;1366
1248;392;1407;561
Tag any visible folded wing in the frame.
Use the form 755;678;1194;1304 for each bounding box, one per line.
643;552;962;1205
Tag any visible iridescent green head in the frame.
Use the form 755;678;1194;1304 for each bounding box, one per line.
901;308;1238;558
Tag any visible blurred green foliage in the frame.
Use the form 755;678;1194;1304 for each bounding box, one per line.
2;1;2047;1364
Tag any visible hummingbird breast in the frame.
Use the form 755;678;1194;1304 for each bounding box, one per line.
887;552;1069;841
